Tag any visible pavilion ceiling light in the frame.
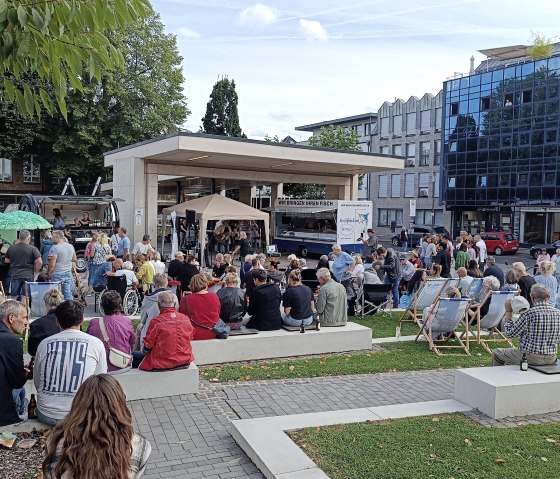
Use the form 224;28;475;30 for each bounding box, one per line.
338;168;363;173
270;162;294;168
186;155;210;162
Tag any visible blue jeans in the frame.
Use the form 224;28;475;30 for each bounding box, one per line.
12;387;25;415
52;271;73;300
402;241;408;252
281;312;313;327
37;407;60;426
89;263;101;288
10;277;33;298
385;275;401;307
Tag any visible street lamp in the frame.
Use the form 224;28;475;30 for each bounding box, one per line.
431;172;436;227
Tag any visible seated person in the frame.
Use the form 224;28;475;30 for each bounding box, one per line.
467;275;500;323
317;255;329;270
28;289;64;360
135;254;154;293
217;272;246;330
87;291;136;373
34;301;107;425
352;254;365;280
282;269;315;327
168;251;185;279
110;260;138;287
179;273;221;340
246;269;282;331
421;286;461;339
455;267;473;294
267;260;284;284
136;273;178;350
493;284;560;366
177;255;200;293
408;251;422;268
137;292;193;371
212;253;227;279
315;268;347;327
406;269;428;296
363;267;382;285
91;255;117;292
501;269;520;292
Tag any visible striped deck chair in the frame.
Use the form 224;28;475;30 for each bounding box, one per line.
415;297;472;356
472;291;517;353
399;278;449;326
466;277;484;302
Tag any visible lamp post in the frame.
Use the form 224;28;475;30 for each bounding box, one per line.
431;172;436;227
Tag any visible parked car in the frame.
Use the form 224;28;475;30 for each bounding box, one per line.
480;231;518;256
391;225;450;247
529;240;560;260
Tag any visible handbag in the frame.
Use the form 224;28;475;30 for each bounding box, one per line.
99;317;133;368
183;296;230;339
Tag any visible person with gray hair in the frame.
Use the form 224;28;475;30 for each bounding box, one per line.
0;300;29;426
46;230;77;300
483;256;504;287
315;267;347;326
467;275;500;322
28;289;64;358
492;283;560;367
5;229;42;300
512;261;537;306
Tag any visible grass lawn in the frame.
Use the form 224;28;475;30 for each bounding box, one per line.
200;339;501;382
351;312;417;338
289;413;560;479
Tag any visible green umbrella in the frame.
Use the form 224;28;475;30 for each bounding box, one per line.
0;211;52;230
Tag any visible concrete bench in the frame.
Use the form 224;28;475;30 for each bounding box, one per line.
455;365;560;419
191;322;372;366
115;363;199;401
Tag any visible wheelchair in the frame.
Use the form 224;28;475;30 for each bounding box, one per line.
98;275;140;316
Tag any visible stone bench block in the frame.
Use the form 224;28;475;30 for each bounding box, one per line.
191;322;372;365
455;365;560;419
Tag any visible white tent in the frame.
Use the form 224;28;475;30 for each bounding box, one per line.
162;194;269;266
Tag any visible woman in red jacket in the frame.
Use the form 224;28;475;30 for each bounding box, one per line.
180;273;221;340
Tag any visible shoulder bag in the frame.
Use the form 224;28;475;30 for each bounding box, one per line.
99;316;133;368
183;295;230;339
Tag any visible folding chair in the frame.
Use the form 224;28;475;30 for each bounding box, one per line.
359;283;392;318
301;268;319;290
24;282;63;319
469;291;517;353
457;276;474;295
399;278;449;326
465;277;484;302
415;297;472;356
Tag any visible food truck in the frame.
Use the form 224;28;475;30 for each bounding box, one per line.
272;199;373;257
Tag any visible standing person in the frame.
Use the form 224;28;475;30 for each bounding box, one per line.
110;226;120;255
483;256;505;287
42;374;152;479
232;231;251;264
115;228;131;261
379;247;401;308
475;234;487;269
40;230;54;270
425;237;437;270
534;261;558;307
34;300;107;425
536;248;551;265
512;262;537;306
0;300;29;427
552;248;560;283
419;235;429;268
360;229;378;258
455;243;470;270
52;208;65;229
433;241;451;278
83;232;98;295
90;233;111;295
4;230;42;299
400;226;408;253
131;234;153;263
46;230;77;301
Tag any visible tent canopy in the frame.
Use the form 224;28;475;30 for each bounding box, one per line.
162;194;269;266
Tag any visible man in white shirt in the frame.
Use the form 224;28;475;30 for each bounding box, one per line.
34;301;107;425
112;260;139;287
475;234;487;269
131;234;154;262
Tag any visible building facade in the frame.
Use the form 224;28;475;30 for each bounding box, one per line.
442;48;560;243
369;92;451;238
0;154;47;211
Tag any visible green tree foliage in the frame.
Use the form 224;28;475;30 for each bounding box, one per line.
0;11;188;191
527;32;555;60
308;125;361;151
0;0;151;120
201;77;245;137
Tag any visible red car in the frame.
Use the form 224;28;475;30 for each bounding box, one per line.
480;231;519;256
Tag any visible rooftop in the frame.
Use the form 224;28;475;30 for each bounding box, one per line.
295;112;377;132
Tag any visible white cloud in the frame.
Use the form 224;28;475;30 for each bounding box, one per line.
237;4;277;26
299;19;328;41
177;27;200;39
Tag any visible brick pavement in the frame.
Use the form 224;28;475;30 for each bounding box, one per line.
130;369;455;478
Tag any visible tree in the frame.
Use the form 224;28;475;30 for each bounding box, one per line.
0;0;151;120
201;77;245;137
0;11;189;191
527;32;555;60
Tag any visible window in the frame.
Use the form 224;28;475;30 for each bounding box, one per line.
450;103;459;115
434;173;440;198
393;115;402;135
378;175;387;198
418;172;430;197
435;107;442;130
522;90;532;103
434;140;441;165
504;93;513;106
351;124;363;136
380;145;389;155
480;97;490;110
378;208;403;227
415;209;443;225
0;158;12;182
406;112;416;132
404;173;415;197
419;141;430;166
364;123;372;136
392;144;402;156
380;117;389;136
406;143;415;166
420;110;431;131
23;154;40;183
391;174;400;198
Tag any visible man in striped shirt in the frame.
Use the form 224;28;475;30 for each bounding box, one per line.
492;284;560;366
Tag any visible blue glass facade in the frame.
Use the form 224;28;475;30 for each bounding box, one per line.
442;55;560;242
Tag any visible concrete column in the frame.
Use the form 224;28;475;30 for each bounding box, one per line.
350;174;359;200
269;183;284;240
112;156;146;243
325;185;341;200
239;186;252;206
145;172;159;241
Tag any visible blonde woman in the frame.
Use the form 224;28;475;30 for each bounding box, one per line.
534;261;558;307
89;233;111;295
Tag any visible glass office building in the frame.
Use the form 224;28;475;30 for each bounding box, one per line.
442;52;560;243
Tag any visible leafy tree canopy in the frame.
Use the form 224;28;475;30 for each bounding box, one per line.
201;76;245;137
527;32;555;60
308;125;361;151
0;0;151;120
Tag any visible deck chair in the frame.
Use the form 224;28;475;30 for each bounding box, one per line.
399;278;449;326
301;268;319;290
24;282;63;319
469;291;517;353
415;297;472;356
359;283;392;317
466;277;484;302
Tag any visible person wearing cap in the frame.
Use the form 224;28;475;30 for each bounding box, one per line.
483;256;504;287
131;234;154;263
360;229;378;258
492;283;560;367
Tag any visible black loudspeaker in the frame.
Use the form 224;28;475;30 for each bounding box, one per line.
186;210;196;223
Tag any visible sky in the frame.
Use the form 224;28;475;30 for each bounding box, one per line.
151;0;560;141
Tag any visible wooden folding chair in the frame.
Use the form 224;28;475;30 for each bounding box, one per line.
399;278;449;326
415;297;472;356
465;278;484;302
471;291;517;353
